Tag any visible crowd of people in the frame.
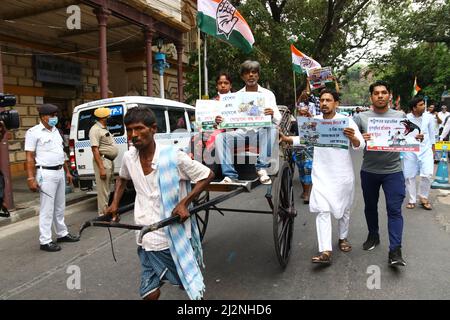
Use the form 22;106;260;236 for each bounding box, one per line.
5;58;447;300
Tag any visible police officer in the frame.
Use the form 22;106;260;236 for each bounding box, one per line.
25;103;79;252
89;107;118;215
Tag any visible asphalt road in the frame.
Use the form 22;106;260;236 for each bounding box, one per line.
1;152;449;300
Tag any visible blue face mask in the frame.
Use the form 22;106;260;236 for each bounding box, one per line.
48;117;58;127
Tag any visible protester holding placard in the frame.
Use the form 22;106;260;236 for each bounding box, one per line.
353;80;408;267
213;72;233;99
214;60;281;184
281;89;365;265
402;97;435;210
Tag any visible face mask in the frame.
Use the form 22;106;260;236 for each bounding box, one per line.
48;117;58;127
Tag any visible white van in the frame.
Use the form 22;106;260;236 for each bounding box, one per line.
69;96;195;187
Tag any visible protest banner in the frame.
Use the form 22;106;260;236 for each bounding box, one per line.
219;92;272;128
195;99;222;130
297;116;349;149
307;66;333;90
366;117;420;152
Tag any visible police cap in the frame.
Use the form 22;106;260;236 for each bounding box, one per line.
94;107;111;118
38;104;59;115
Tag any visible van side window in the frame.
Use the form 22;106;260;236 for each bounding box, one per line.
168;109;187;132
77;105;124;141
137;104;166;133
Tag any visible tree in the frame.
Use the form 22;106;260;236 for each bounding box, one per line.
369;0;450;107
185;0;386;106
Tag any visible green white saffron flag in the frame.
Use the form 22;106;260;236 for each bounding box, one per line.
291;44;321;74
197;0;255;53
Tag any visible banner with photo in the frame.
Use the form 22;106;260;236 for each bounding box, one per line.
307;66;333;90
297;116;349;149
366;117;420;152
195;92;272;130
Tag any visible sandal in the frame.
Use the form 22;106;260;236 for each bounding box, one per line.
406;203;416;209
311;251;332;264
257;169;272;185
420;199;432;210
338;238;352;252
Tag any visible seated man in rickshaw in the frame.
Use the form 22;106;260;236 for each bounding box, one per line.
214;60;281;184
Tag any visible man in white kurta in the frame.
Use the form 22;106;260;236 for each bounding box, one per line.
402;97;435;210
282;89;365;264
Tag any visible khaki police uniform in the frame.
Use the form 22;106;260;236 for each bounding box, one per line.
25;123;69;245
89;121;118;215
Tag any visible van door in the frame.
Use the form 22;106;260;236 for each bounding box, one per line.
74;104;125;177
163;108;192;151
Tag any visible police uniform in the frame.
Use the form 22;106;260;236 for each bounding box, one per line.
89;108;118;215
24;104;70;246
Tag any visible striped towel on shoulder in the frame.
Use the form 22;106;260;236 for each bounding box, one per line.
157;146;205;300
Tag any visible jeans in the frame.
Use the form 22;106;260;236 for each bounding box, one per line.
215;127;275;179
360;170;405;251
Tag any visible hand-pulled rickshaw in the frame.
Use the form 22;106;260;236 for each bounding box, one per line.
78;105;297;268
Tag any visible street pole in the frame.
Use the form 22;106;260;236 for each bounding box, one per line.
197;28;202;99
159;73;164;99
293;70;297;107
203;35;208;98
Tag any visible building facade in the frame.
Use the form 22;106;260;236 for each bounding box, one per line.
0;0;198;179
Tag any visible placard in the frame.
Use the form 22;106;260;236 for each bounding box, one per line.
435;141;450;151
307;66;333;90
195;92;272;130
366;117;420;152
297;116;349;149
219;92;272;128
194;100;221;130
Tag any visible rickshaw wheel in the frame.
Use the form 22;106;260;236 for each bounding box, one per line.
272;161;296;268
193;190;210;242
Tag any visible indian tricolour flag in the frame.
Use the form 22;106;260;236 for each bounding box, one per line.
197;0;254;53
291;44;321;74
413;76;421;96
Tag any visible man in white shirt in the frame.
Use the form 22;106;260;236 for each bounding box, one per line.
438;105;448;133
280;89;365;265
25;104;79;252
402;97;434;210
215;60;281;184
105;106;214;300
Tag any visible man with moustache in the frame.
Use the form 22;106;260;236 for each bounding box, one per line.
353;80;409;267
281;89;365;264
214;60;281;184
105;106;214;300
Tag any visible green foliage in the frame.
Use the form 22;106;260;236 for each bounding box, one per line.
185;0;381;106
339;64;372;106
371;43;450;106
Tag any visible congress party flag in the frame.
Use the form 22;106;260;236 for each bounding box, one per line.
197;0;255;53
291;44;321;74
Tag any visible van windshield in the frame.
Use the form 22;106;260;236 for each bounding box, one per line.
77;105;124;141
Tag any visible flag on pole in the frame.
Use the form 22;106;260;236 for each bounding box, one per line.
197;0;254;53
413;76;421;96
291;44;321;74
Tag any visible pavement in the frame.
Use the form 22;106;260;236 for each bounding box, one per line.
0;176;97;228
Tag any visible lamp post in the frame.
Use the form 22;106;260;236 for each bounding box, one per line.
155;38;169;99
